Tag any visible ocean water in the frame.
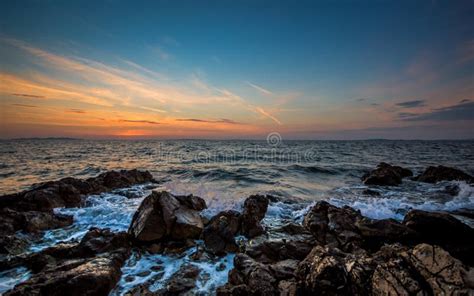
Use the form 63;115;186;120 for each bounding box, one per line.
1;139;473;294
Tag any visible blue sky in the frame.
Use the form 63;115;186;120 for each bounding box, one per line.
0;0;473;139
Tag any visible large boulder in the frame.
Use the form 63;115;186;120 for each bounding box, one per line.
403;210;474;265
241;195;269;238
128;191;205;243
414;165;474;184
203;210;242;255
362;162;413;186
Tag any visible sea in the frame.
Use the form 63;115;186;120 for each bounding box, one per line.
1;139;473;294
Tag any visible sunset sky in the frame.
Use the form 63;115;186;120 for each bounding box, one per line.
0;0;473;139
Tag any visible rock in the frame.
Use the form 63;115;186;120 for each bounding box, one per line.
174;194;207;211
355;217;418;251
414;165;474;184
362;162;413;186
372;244;474;295
0;170;154;236
403;210;474;265
203;210;241;255
241;195;269;238
222;254;277;295
165;264;200;294
303;201;362;250
5;251;129;296
128;191;205;243
362;188;381;196
0;208;73;236
245;230;316;263
0;235;29;257
296;246;350;295
270;259;299;280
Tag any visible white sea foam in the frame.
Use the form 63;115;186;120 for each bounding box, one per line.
0;267;31;294
111;246;234;295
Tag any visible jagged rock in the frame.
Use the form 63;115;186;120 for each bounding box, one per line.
414;165;474;184
296;246;350;295
203;210;241;255
165;264;201;294
128;191;205;243
362;162;413;186
303;201;418;253
403;210;474;265
241;195;269;238
0;170;154;236
372;244;474;295
5;251;129;296
221;254;277;295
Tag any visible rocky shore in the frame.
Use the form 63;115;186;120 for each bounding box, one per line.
1;165;473;295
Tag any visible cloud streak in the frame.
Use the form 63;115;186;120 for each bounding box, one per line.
395;100;426;108
400;101;474;121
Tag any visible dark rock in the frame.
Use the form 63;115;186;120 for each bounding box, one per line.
5;251;129;296
165;264;200;294
296;246;350;295
269;259;299;280
0;235;29;257
0;170;154;236
174;194;207;211
362;188;381;196
128;191;205;243
241;195;269;238
403;209;474;265
362;162;413;186
414;165;474;184
203;210;241;255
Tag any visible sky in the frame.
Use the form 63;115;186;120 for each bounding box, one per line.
0;0;473;140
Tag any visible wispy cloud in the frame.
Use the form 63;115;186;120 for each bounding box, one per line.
67;109;86;114
151;46;171;61
395;100;426;108
176;118;240;124
119;119;161;125
400;101;474;121
246;81;273;95
12;104;37;108
11;93;45;98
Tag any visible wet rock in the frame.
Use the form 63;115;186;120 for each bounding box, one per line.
304;201;418;253
203;210;242;255
278;279;298;296
241;195;269;238
128;191;205;243
5;251;128;296
165;264;201;294
245;231;316;263
414;165;474;184
303;201;362;249
0;235;29;257
403;210;474;265
174;194;207;211
362;162;413;186
0;169;154;235
222;254;277;295
362;188;381;196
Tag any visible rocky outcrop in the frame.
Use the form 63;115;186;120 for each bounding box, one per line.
372;244;474;295
128;191;206;243
241;195;269;238
403;209;474;265
0;170;154;236
414;165;474;184
362;162;413;186
4;228;131;296
203;210;242;255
